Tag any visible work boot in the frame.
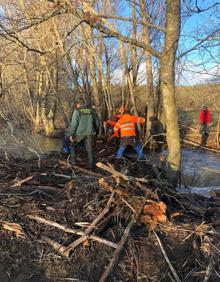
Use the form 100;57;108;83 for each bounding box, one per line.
69;147;76;166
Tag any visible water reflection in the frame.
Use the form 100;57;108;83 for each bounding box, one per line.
31;133;62;152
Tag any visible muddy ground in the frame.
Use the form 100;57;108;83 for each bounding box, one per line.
0;144;220;282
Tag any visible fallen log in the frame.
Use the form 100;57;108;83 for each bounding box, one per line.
99;203;145;282
27;214;117;250
182;139;220;154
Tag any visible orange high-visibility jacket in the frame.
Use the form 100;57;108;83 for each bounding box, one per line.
113;114;145;138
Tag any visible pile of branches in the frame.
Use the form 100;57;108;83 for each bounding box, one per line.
0;153;220;281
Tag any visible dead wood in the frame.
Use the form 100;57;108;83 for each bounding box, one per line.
140;200;167;229
154;230;181;282
0;185;61;194
135;181;158;199
183;221;206;241
52;173;72;180
73;165;103;178
203;259;213;282
19;185;61;193
1;221;25;238
63;192;116;257
55;180;75;199
99;203;145;282
59;160;102;177
41;236;67;257
95;211;117;235
96;162;148;183
0;147;220;281
98;178;130;197
182;139;220;154
11;175;34;187
203;238;220;281
27;214;117;249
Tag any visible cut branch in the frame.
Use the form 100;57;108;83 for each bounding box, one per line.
63;192;116;256
28;214;117;250
99;203;145;282
96;162;148;184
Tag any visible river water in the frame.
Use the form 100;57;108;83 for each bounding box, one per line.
179;148;220;197
1;133;220;197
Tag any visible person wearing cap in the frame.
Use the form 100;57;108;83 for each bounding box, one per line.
113;109;145;159
199;106;211;146
68;98;99;169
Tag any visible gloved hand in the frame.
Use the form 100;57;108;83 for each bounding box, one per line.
70;136;75;142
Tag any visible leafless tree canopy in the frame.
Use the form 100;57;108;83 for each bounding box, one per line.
0;0;219;183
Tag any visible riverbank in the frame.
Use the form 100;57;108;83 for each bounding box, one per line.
0;150;220;281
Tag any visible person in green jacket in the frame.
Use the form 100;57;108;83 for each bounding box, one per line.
68;98;99;169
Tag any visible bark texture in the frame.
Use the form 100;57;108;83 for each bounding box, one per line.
160;0;181;186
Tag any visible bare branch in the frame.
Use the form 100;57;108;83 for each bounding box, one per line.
177;28;220;60
95;14;165;33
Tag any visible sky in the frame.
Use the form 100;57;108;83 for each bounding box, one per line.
112;0;220;86
177;0;220;85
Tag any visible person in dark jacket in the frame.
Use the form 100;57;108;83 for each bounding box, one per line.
68;99;99;169
149;116;165;151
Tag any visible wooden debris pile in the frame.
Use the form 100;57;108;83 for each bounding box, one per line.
0;154;220;281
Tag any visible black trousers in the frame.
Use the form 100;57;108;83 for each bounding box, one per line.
70;135;96;169
200;124;209;147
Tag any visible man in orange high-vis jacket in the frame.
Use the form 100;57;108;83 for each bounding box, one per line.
113;109;145;159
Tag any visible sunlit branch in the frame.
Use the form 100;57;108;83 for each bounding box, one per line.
95;14;165;33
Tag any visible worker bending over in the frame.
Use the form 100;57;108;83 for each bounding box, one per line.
113;109;145;159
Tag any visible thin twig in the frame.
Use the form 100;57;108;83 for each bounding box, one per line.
153;230;181;282
183;221;205;241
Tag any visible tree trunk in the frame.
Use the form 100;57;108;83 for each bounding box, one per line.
216;114;220;148
139;0;155;138
40;72;56;137
129;0;138;116
33;70;43;133
160;0;181;186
